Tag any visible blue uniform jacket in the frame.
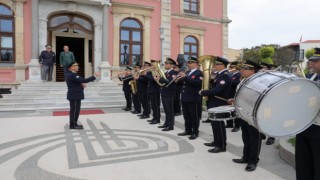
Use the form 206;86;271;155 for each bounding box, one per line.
137;75;148;92
159;69;178;97
229;71;241;98
66;71;96;100
119;75;133;92
179;69;203;102
39;51;56;66
201;69;231;108
143;72;160;94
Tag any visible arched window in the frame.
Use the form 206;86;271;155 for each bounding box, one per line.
184;36;198;61
120;18;143;66
184;0;199;14
48;14;93;34
0;4;14;63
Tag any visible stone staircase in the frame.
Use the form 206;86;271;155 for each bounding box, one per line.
0;81;125;113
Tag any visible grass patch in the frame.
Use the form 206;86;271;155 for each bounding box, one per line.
288;138;296;147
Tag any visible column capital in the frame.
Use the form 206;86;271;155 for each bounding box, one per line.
101;0;112;7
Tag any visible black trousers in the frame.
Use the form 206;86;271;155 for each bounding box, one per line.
296;125;320;180
139;90;150;115
174;92;181;114
69;99;81;126
211;121;226;148
182;101;200;135
149;93;160;119
239;119;262;164
162;96;175;127
124;90;132;109
132;92;141;112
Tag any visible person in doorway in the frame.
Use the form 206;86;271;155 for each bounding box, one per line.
60;45;75;81
66;62;100;129
39;45;56;81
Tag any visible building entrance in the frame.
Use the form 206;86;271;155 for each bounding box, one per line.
55;37;85;82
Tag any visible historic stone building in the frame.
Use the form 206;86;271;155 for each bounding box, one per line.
0;0;230;88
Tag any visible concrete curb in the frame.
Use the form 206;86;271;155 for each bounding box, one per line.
279;138;295;168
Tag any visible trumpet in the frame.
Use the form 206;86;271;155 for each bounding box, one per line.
165;68;188;87
110;71;127;79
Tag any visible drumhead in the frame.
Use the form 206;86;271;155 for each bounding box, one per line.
255;79;320;137
208;106;235;113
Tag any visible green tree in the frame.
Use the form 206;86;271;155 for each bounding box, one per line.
305;48;315;59
259;46;275;64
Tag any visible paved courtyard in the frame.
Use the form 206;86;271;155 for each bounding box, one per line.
0;109;295;180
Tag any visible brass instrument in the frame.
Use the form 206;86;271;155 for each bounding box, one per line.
198;55;216;101
151;60;167;86
110;71;127;79
129;79;138;94
166;68;188;87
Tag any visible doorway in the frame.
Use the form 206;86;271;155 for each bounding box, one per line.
56;37;85;82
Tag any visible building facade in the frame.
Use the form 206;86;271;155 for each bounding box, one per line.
0;0;230;87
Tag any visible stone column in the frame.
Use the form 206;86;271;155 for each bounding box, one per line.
222;0;231;57
27;0;41;82
99;0;112;82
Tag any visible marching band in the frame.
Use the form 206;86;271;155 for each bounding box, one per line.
115;51;320;176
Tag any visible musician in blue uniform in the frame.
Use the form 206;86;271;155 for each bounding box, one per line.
131;63;142;114
39;45;56;81
136;62;151;119
295;48;320;180
66;62;100;129
230;60;263;172
155;58;178;131
143;60;161;124
225;61;241;132
200;56;231;153
173;63;183;116
176;57;203;140
119;67;133;111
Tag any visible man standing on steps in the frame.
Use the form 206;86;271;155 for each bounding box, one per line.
39;45;56;82
60;45;75;81
66;62;100;130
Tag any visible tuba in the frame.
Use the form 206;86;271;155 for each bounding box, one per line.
129;79;138;94
198;55;216;101
151;60;167;86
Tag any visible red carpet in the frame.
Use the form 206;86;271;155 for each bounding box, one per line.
53;109;105;116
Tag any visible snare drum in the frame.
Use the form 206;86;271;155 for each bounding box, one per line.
208;106;236;121
235;71;320;137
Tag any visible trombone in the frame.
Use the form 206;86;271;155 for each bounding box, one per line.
110;71;127;79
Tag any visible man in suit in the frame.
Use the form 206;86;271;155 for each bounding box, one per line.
131;63;142;114
66;62;100;129
39;45;56;82
136;61;151;119
176;57;203;140
200;56;231;153
143;60;161;124
119;67;133;111
295;48;320;180
225;61;241;132
155;58;178;131
60;45;75;81
230;60;263;172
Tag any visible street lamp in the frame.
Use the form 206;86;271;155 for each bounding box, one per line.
124;44;128;65
159;27;165;64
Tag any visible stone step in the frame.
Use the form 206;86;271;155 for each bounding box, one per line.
15;86;122;90
20;82;121;87
8;90;122;95
0;96;125;103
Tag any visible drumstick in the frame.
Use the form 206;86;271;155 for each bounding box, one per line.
214;96;229;102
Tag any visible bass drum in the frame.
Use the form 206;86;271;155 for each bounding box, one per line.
235;71;320;137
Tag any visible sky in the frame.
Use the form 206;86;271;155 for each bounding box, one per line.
228;0;320;49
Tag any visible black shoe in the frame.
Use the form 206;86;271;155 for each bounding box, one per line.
204;142;216;147
158;124;167;128
225;124;233;128
124;108;131;111
232;158;248;164
174;112;181;116
137;114;143;117
149;120;160;124
245;163;257;172
189;134;198;140
202;119;211;123
231;127;240;132
69;125;84;130
266;138;275;145
140;115;149;119
208;147;226;153
147;118;155;122
162;127;174;131
177;131;192;136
